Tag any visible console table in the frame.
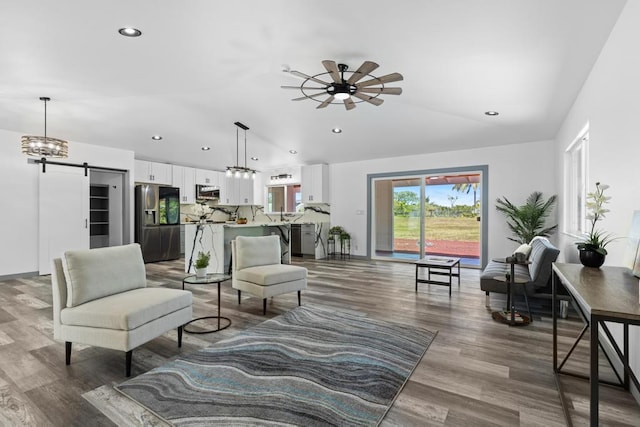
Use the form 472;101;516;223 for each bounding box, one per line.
552;263;640;426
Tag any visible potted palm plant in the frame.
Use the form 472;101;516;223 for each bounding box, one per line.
575;182;615;268
495;191;558;244
194;251;211;278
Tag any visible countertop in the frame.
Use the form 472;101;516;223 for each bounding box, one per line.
182;221;322;227
224;222;292;228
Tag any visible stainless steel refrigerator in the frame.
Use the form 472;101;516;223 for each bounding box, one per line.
135;184;181;263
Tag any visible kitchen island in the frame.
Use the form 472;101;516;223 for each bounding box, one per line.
185;223;291;274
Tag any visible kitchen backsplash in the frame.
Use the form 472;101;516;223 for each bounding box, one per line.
180;202;330;224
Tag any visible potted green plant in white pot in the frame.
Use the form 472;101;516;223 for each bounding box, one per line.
575;182;616;268
194;251;210;278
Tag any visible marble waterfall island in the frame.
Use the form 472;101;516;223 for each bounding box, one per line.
185;223;291;274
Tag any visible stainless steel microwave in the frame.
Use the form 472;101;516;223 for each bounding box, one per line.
196;184;220;200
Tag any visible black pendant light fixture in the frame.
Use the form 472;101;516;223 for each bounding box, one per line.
225;122;256;179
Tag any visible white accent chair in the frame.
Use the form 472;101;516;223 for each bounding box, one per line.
51;243;192;376
231;235;307;314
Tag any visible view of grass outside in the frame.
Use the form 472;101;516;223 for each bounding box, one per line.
394;216;480;241
392;182;481;258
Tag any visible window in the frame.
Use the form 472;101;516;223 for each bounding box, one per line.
565;127;589;236
266;184;301;213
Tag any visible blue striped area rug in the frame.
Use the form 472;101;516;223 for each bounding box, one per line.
115;304;436;426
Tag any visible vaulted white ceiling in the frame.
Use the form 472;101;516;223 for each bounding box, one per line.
0;0;626;171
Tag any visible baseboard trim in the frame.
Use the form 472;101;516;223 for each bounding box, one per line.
0;271;40;281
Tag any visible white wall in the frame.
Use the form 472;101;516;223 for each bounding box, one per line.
0;129;40;275
330;139;557;260
554;1;640;400
0;129;135;277
555;1;640;265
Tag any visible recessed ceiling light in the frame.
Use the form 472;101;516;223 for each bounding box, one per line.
485;111;499;116
151;135;162;141
118;27;142;37
332;128;342;134
250;156;259;161
289;150;298;154
201;146;210;151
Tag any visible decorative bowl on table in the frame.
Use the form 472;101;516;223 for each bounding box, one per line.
236;218;248;224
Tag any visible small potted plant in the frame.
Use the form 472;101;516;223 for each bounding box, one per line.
339;231;351;256
329;226;344;242
575;182;616;268
194;251;210;278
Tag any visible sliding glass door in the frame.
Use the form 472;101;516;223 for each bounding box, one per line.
370;167;486;268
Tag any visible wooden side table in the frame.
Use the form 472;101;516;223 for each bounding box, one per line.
490;257;531;326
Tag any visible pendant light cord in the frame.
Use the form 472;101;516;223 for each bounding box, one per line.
43;98;47;143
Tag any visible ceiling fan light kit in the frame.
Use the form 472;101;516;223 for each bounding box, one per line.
282;60;403;111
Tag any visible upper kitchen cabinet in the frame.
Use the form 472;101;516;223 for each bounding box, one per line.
195;169;220;186
301;164;329;203
134;160;172;185
220;175;254;206
238;178;254;205
172;165;196;204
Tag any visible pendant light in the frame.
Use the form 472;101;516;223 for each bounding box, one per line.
21;97;69;158
225;121;256;179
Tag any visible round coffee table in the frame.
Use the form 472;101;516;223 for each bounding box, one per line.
182;273;232;334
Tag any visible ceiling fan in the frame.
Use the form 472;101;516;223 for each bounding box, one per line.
282;60;403;111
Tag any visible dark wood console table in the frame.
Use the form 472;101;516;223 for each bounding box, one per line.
552;263;640;426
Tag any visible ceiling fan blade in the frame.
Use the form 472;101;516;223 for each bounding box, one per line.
358;87;403;95
356;72;404;88
292;92;328;101
344;98;356;111
346;61;379;84
352;92;384;106
317;95;335;109
281;85;326;90
322;60;341;83
289;70;331;86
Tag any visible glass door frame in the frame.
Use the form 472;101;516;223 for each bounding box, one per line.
367;165;489;268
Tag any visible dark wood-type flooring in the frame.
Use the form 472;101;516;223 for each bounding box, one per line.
0;257;639;426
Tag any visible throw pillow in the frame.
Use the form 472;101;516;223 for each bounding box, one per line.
514;243;532;259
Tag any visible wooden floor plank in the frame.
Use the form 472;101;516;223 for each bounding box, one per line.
0;257;638;425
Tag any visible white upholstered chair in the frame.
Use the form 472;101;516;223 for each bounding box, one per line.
51;243;192;376
231;235;307;314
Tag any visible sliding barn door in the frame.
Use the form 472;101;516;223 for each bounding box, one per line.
38;164;89;275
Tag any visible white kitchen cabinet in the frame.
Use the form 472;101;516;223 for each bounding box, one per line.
253;172;264;205
220;175;254;205
220;175;239;205
172;165;196;204
238;177;254;205
134;160;172;185
195;168;220;186
301;164;329;203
